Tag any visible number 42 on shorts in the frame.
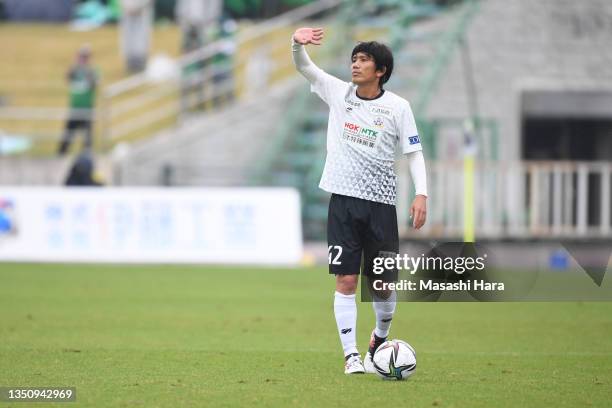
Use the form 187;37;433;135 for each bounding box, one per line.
328;245;343;265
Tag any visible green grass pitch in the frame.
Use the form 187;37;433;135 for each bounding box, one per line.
1;263;611;407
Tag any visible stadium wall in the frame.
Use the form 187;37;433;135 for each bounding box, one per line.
425;0;612;161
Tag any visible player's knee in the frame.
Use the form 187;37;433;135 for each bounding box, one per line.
335;274;358;295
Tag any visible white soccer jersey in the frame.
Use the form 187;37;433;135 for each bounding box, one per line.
309;69;422;205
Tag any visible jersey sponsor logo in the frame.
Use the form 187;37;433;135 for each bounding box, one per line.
345;98;361;108
344;122;359;131
343;122;379;148
409;135;421;145
345;98;360;113
369;105;393;118
373;116;384;128
344;122;378;137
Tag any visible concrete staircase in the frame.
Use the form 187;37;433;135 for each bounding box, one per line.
114;78;301;186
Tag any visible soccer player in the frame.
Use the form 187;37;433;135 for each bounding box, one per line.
292;27;427;374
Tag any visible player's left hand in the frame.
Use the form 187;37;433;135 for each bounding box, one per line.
410;195;427;229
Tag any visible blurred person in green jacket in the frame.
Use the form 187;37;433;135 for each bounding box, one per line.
58;45;98;156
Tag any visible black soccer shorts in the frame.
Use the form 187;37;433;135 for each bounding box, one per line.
327;193;399;280
66;118;92;130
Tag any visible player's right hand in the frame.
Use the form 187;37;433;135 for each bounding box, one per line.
293;27;324;45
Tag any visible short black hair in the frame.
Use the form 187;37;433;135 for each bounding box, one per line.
351;41;394;86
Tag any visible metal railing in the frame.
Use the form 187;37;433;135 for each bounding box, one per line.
0;0;343;155
118;157;612;240
101;0;342;146
413;160;612;239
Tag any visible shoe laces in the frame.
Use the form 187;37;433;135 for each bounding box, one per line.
345;355;362;368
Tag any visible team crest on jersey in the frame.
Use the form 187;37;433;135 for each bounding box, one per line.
373;116;384;128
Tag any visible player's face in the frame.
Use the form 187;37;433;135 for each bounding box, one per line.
351;52;384;87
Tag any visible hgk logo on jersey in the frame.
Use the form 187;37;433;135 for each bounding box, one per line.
345;122;360;132
343;122;378;148
409;135;421;145
344;122;377;137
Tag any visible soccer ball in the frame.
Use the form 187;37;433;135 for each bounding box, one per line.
372;339;417;380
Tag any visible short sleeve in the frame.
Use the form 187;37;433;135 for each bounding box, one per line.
399;101;422;154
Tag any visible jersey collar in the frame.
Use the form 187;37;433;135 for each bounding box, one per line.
355;88;385;101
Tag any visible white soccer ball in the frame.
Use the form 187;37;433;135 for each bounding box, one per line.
372;339;417;380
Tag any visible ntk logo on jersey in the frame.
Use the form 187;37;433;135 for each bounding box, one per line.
344;122;378;139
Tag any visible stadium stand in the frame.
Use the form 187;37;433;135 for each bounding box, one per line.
2;0;611;241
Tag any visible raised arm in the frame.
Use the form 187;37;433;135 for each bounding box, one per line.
291;27;325;84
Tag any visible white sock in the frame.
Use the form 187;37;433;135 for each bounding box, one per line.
334;291;358;357
372;291;396;338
